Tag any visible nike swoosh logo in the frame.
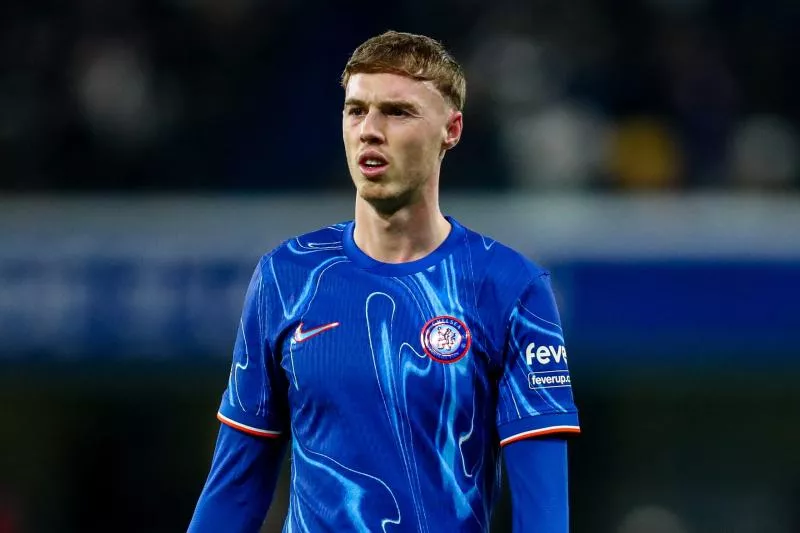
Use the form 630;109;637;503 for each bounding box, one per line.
293;321;341;343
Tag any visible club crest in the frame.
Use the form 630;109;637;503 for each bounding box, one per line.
420;315;471;364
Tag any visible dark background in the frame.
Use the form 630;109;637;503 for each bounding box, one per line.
3;0;799;193
1;0;798;532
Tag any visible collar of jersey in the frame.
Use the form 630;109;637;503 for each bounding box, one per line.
343;215;465;276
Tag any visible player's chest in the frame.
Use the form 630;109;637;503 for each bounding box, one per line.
278;279;493;409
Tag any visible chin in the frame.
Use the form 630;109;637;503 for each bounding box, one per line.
358;183;417;216
355;176;391;198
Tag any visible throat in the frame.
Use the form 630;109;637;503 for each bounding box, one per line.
353;207;451;265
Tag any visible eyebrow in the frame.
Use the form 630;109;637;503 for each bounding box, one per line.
344;98;420;113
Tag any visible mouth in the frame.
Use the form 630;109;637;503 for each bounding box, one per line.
358;152;389;179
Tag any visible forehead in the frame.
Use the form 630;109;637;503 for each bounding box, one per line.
345;72;446;108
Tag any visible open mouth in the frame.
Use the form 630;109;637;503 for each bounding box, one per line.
358;152;389;178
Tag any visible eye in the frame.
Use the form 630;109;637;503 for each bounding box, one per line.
386;106;409;117
346;107;365;117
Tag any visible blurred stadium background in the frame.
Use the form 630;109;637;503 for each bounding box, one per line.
1;0;799;532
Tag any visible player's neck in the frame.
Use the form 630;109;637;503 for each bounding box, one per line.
353;196;451;265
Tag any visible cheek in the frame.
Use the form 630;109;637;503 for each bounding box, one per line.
343;122;358;141
343;132;358;158
403;136;439;170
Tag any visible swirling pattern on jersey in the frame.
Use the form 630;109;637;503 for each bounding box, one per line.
218;219;579;533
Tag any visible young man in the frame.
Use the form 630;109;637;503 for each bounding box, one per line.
189;31;580;532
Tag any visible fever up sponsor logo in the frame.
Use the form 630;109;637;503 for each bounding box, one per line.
527;371;571;390
524;342;570;390
524;342;567;366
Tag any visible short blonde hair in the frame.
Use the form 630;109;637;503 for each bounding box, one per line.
341;30;466;111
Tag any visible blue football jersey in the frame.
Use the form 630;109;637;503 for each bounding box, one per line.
217;217;580;532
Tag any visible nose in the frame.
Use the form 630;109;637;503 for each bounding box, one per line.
359;109;385;144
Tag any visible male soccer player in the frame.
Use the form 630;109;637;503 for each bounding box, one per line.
189;31;580;533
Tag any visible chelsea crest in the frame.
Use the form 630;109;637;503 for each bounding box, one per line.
420;316;472;364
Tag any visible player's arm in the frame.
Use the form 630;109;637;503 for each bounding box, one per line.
189;255;290;532
496;272;580;533
188;424;287;532
503;438;569;533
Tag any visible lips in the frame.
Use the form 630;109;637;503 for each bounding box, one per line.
357;151;389;178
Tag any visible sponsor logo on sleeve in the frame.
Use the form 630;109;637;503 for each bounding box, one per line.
527;370;571;390
524;342;570;390
525;342;567;366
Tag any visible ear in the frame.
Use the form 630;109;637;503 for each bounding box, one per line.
442;110;463;152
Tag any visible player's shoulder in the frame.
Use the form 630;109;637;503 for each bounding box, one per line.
256;222;349;267
458;221;548;282
457;220;551;308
